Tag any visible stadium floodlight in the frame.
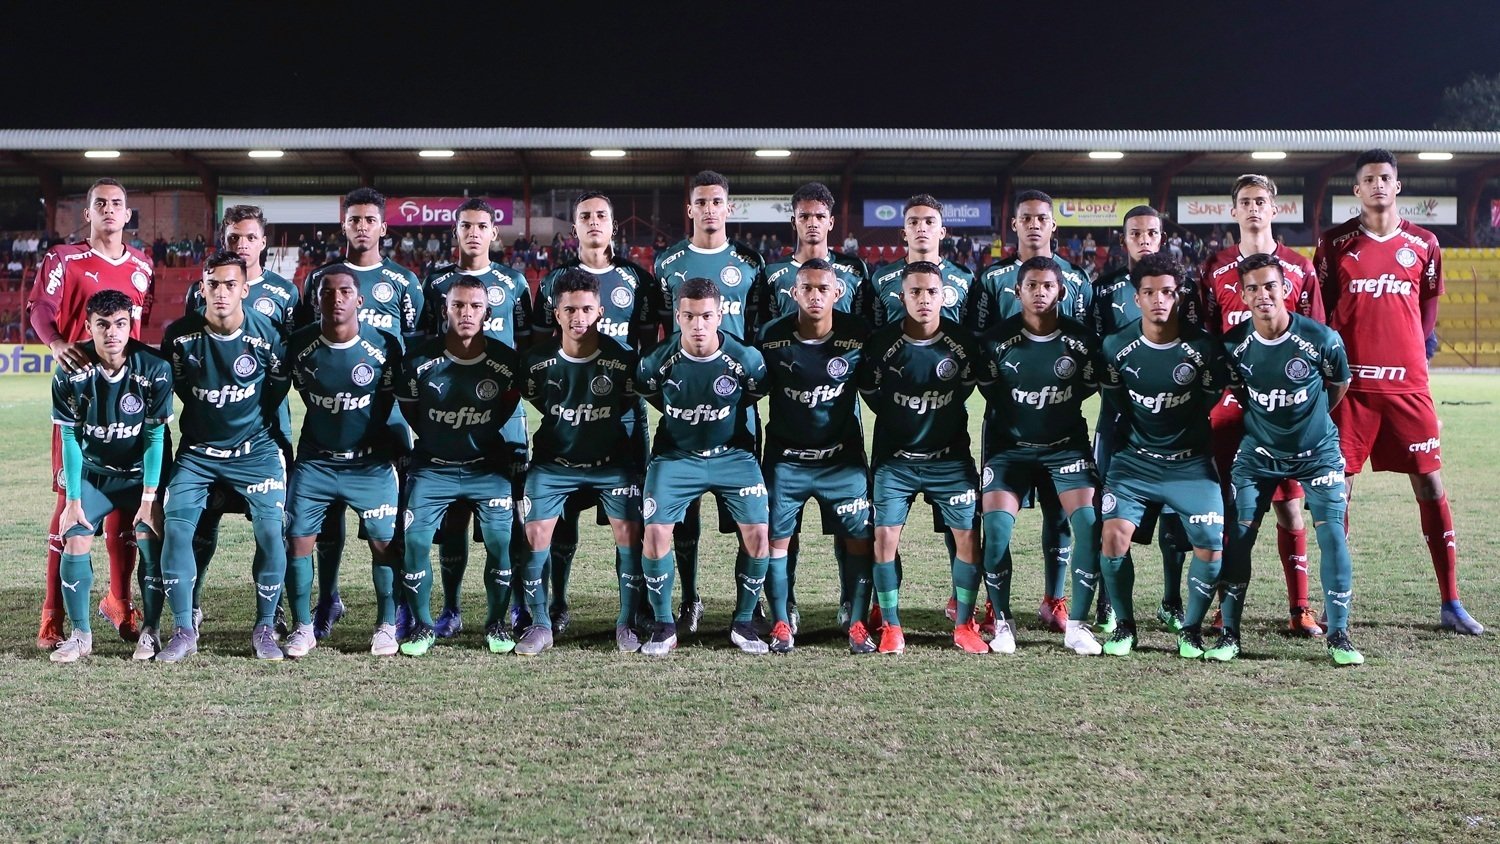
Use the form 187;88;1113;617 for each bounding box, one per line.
418;149;455;158
1418;152;1453;161
247;150;284;159
1087;151;1124;160
590;149;627;158
755;149;792;158
1251;151;1287;160
84;150;121;159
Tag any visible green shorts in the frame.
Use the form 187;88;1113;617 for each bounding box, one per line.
523;461;641;524
1231;442;1347;525
403;460;515;541
164;442;286;521
286;456;400;541
982;442;1098;497
62;471;147;539
765;458;872;540
1101;449;1223;551
873;457;979;530
643;448;767;526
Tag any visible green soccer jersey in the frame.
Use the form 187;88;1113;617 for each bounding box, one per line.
979;315;1098;449
397;336;520;465
187;270;299;338
859;318;990;461
51;339;173;478
535;258;659;348
867;257;974;327
763;252;870;321
966;254;1091;334
757;311;868;463
297;259;424;349
422;262;532;347
1223;314;1350;457
163;310;289;454
286;323;403;459
1090;265;1202;340
637;332;766;456
521;337;639;466
1100;322;1225;457
654;239;767;341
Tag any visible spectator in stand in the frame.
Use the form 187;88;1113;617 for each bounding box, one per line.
1168;232;1184;260
424;230;441;258
400;230;416;259
843;231;859;253
956;233;973;268
1082;231;1096;257
381;231;394;253
653;232;670;253
152;235;168;265
1067;232;1082;259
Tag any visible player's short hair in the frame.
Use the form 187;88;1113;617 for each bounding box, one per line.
554;267;600;297
1123;205;1161;223
343;187;387;218
85;289;134;318
1237;252;1287;286
1016;255;1061;287
1230;174;1277;202
573;190;613;216
1014;189;1054;211
1354;148;1398;175
797;257;834;276
678;276;721;304
791;182;836;212
904;194;943;218
319;266;357;289
1129;252;1182;290
204;251;248;278
87;178;126;204
455;197;494;219
690;170;729;193
902;260;942;280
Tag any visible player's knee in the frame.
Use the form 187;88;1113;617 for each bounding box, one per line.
524;520;554;551
1100;520;1133;557
1410;470;1444;500
63;534;92;555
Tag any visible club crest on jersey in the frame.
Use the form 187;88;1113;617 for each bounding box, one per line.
56;467;66;491
352;362;376;387
517;496;532;520
611;287;633;308
233;354;258;378
1172;362;1196;385
942;286;959;309
982;466;994;488
404;510;415;529
475;379;499;400
713;375;737;396
372;281;395;303
1284;358;1311;380
1053;357;1077;379
720;266;742;287
1395;247;1418;268
131;271;149;292
827;357;850;379
119;392;144;415
1101;492;1117;514
935;358;958;381
487;286;506;307
253;297;277;317
642;497;657;519
591;375;613;396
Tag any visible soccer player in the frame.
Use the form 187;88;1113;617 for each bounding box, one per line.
1316;148;1482;635
636;277;770;656
858;261;991;655
283;268;405;657
519;268;643;654
419;198;532;640
1202;175;1326;637
28;177;155;648
653;171;767;632
1097;252;1227;658
1214;253;1362;665
395;275;521;657
157;252;291;662
867;195;974;327
757;259;874;654
294;188;423;639
49;290;172;662
977;256;1103;656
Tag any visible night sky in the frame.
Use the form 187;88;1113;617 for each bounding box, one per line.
9;2;1498;132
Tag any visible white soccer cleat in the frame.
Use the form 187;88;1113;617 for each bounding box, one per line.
1065;619;1103;655
988;619;1017;654
370;623;399;656
284;623;317;658
132;626;161;661
50;629;93;663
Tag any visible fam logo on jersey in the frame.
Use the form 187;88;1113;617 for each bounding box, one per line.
1395;247;1418;269
935;357;958;381
1053;357;1077;379
253;297;277;317
233;354;258;378
611;287;633;309
642;497;657;520
372;281;395;303
487;286;506;307
590;375;613;396
475;379;499;400
131;271;149;293
351;362;376;387
1101;492;1117;514
119;393;144;415
720;266;743;288
713;375;737;396
1284;358;1311;380
827;357;850;380
942;286;959;309
982;466;994;488
1172;362;1196;385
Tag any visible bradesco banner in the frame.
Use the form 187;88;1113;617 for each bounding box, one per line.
1176;195;1306;224
385;197;515;227
862;199;993;228
727;195;798;223
0;345;55;376
1053;197;1150;227
1329;196;1456;226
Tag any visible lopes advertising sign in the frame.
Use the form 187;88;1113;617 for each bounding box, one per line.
1176;195;1306;224
385;197;516;227
862;199;992;228
1053;197;1150;227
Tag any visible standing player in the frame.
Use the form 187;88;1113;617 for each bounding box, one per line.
157;252;291;662
48;290;172;662
283;268;405;657
758;259;875;654
1097;252;1228;658
1214;253;1362;665
867;195;973;327
396;275;522;657
859;261;991;655
28;178;155;648
519;268;643;654
635;277;770;656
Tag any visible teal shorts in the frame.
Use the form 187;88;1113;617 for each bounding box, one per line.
286;456;400;541
403;460;515;541
1231;442;1347;525
523;461;641;524
643;448;767;526
62;471;147;539
1101;449;1223;551
873;457;979;530
765;458;872;540
982;442;1098;497
164;442;286;521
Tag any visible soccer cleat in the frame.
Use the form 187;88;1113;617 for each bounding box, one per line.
98;594;141;642
1440;601;1485;636
751;598;768;631
1095;597;1117;635
1156;600;1185;633
787;603;800;637
515;624;554;656
1038;596;1068;633
1205;629;1241;662
1326;629;1365;666
867;605;885;635
847;621;876;654
509;604;529;630
769;621;794;655
549;604;572;635
484;623;516;655
1208;608;1224;634
730;621;769;655
944;595;958;621
641;623;677;657
615;624;641;653
157;626;199;663
1102;623;1137;657
677;597;704;634
284;623;316;658
953;620;988;654
1064;619;1102;655
50;629;93;663
1177;627;1206;659
192;607;204;632
836;601;852;631
877;624;906;655
989;618;1017;654
394;604;412;641
133;626;161;661
252;624;284;661
273;603;289;638
433;607;463;639
313;592;346;640
370;624;399;656
37;608;65;650
978;601;997;637
401;623;436;657
1289;607;1325;637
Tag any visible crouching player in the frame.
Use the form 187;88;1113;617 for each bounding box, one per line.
519;268;644;655
758;258;874;654
1214;253;1362;665
49;290;172;662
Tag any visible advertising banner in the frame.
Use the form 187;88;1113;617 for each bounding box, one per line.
0;345;55;376
1329;196;1456;226
385;197;516;227
1053;197;1150;227
727;195;799;223
1176;195;1306;224
217;195;341;225
862;199;992;228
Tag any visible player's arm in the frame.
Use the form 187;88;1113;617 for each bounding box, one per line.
292;272;319;332
1420;235;1443;342
975;339;1005;404
1321;329;1352;409
856;343;883;414
513;280;534;353
520;352;545;414
401;275;425;346
394;358;423;429
960;274;987;332
532;270;558;339
635;353;665;412
740;345;767;404
743;256;769;340
653;254;673;343
28;250;90;372
184;281;204;317
1313;234;1339;329
630;262;662;351
370;337;401;434
133;420;166;537
50;368;91;533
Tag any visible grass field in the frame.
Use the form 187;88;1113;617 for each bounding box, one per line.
0;372;1496;841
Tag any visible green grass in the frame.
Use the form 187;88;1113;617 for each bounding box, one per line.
0;374;1496;841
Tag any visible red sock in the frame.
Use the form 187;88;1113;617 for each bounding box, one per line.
44;496;66;612
1417;496;1460;602
1277;526;1309;609
103;509;136;604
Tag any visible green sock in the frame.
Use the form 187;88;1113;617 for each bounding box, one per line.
1042;504;1071;599
372;559;397;626
161;517;198;630
1184;552;1223;628
136;533;164;628
872;559;901;627
315;510;346;598
1100;554;1134;624
251;517;287;627
642;550;676;623
437;529;469;615
1067;507;1101;622
1317;520;1354;632
287;554;315;625
834;539;853;607
981;511;1015;619
523;549;550;628
784;545;799;608
480;531;514;629
402;529;437;626
1219;520;1257;632
951;557;980;624
60;552;93;633
549;543;577;613
766;551;789;623
190;515;218;609
847;549;874;625
616;544;643;626
734;555;768;623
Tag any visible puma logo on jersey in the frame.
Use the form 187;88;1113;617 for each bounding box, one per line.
84;271;101;284
1122;365;1141;377
1003;361;1020;373
428;381;445;394
665;379;683;390
1111;302;1126;313
1347;250;1362;262
779;361;795;372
